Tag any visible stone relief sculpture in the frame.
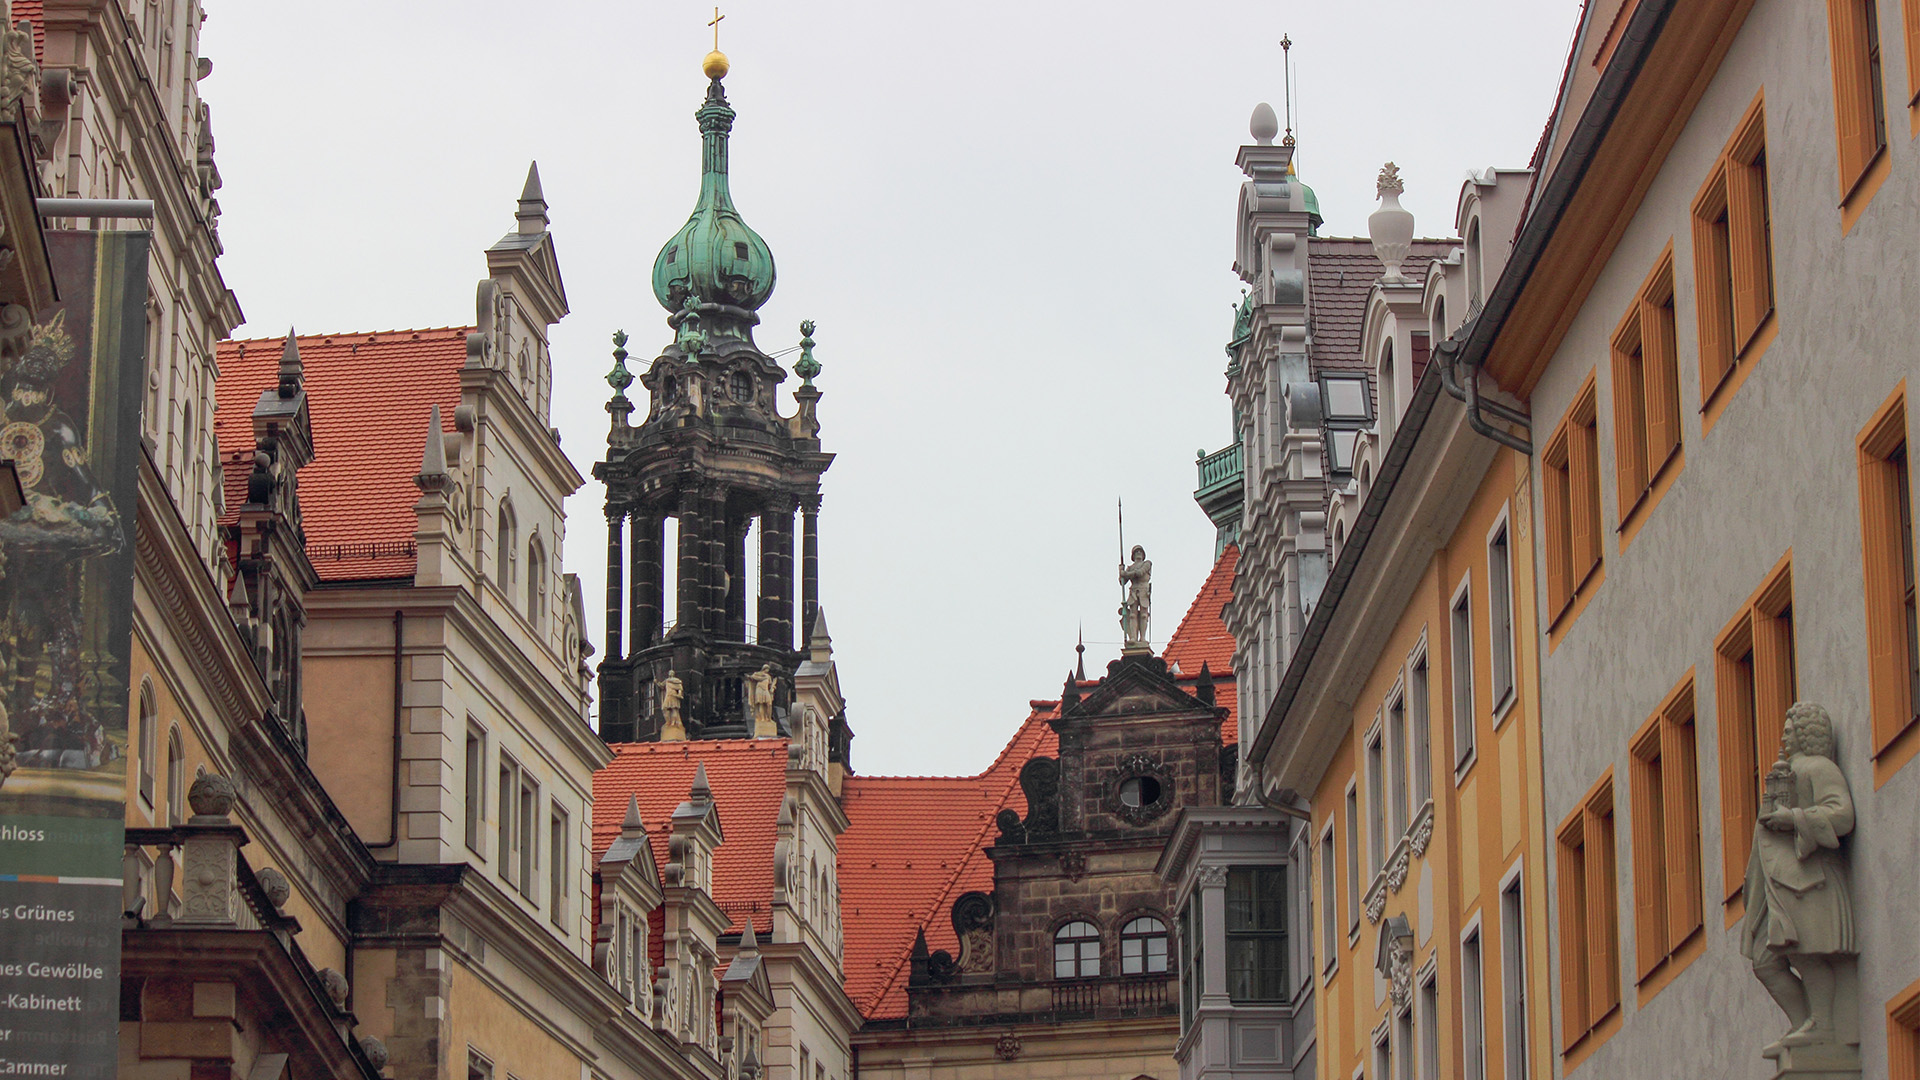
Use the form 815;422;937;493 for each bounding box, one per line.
1742;702;1859;1069
952;891;996;974
1119;545;1152;651
659;671;686;741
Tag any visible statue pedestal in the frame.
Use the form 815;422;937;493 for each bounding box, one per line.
1766;1041;1859;1080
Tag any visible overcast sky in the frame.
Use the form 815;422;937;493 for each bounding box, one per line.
200;1;1577;778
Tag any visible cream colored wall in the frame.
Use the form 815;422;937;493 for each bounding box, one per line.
1309;450;1552;1080
447;958;588;1080
303;652;398;844
855;1021;1178;1080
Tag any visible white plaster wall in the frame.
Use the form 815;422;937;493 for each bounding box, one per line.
1527;2;1920;1076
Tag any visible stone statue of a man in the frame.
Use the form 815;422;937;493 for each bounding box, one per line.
746;664;777;738
1119;545;1152;652
659;671;686;742
1743;701;1857;1061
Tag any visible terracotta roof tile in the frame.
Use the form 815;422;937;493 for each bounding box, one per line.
215;329;468;582
1164;544;1239;744
837;706;1059;1020
592;738;793;938
13;2;44;63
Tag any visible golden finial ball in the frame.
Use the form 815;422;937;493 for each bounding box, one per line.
703;50;730;80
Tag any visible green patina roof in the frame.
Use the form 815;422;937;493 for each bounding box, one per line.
650;78;776;319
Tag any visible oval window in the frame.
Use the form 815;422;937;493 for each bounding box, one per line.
1118;776;1161;809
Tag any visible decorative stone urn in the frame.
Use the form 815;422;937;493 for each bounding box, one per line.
1368;162;1415;283
187;774;237;820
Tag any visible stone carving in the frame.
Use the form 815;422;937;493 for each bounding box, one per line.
1376;914;1415;1011
1365;884;1386;926
1109;752;1174;825
358;1036;390;1070
316;967;349;1009
0;700;16;791
925;948;959;984
1058;851;1087;882
253;866;291;911
1743;703;1859;1065
0;6;36;121
1409;804;1435;857
659;671;686;742
1118;545;1152;651
1368;162;1415;283
993;809;1025;845
994;1032;1022;1061
187;773;237;819
1017;757;1060;839
952;891;995;974
1385;842;1409;895
746;664;777;738
1195;864;1229;888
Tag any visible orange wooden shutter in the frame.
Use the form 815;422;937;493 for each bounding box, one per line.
1663;701;1704;948
1629;736;1666;981
1826;0;1877;193
1644;293;1681;463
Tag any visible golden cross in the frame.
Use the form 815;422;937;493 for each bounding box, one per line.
708;6;726;51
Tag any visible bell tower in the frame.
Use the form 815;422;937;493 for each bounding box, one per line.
595;49;834;746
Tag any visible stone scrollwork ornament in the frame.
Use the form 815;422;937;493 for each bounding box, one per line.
1742;702;1861;1073
1408;805;1435;857
994;1032;1022;1061
0;3;36;121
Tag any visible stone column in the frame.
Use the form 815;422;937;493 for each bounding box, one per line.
1195;863;1230;1006
703;488;730;637
631;513;663;650
725;517;748;642
605;511;625;661
757;500;793;651
799;496;820;639
676;493;704;634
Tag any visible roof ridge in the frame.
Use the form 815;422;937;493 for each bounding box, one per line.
222;325;476;346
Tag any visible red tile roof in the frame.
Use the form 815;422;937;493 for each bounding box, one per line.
215;329;468;582
1164;545;1239;744
592;738;793;939
836;705;1059;1020
13;2;44;63
1308;237;1457;374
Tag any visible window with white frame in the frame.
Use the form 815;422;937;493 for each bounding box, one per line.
1376;1025;1394;1080
1396;1005;1415;1080
549;802;569;927
1411;651;1432;807
1225;868;1286;1001
1462;924;1488;1080
137;680;157;807
1388;689;1409;837
1366;724;1387;875
1419;967;1440;1080
1344;784;1361;936
464;722;486;855
497;757;517;888
1488;517;1516;713
1054;920;1101;979
166;727;184;826
1451;582;1476;771
1121;916;1169;975
1320;826;1339;971
1500;871;1529;1080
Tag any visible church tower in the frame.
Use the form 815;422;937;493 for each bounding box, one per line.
595;50;835;746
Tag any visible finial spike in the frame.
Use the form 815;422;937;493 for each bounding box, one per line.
277;327;302;398
691;762;712;801
739;918;757;950
418;405;447;480
623;793;644;833
516;162;549;234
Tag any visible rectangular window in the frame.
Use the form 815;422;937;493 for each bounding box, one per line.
1411;654;1432;807
519;777;538;901
465;724;486;856
497;759;517;888
1388;692;1409;837
1890;977;1920;1080
1629;678;1704;984
468;1049;493;1080
1715;560;1796;902
1320;827;1339;970
1543;375;1603;625
1462;927;1487;1080
1692;96;1774;407
1451;584;1476;769
1396;1006;1415;1080
1500;875;1529;1080
1376;1030;1393;1080
1826;0;1888;197
1610;253;1682;526
1859;389;1920;765
1556;774;1620;1052
1488;522;1516;710
1907;0;1920;109
1346;784;1361;937
1225;867;1287;1001
1419;969;1441;1080
1367;726;1387;874
549;804;568;927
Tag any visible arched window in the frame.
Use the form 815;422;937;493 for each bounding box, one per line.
1432;295;1447;343
496;500;517;589
527;534;547;628
1378;339;1397;438
137;680;157;806
166;728;184;826
1054;920;1101;979
1121;916;1169;975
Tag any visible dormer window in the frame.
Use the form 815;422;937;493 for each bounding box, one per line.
734;241;749;260
1118;775;1160;808
667;246;678;264
1321;374;1373;476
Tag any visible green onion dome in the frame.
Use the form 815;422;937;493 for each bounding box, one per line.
651;74;776;319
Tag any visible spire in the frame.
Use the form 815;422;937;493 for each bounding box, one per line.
738;918;758;951
690;762;712;803
277;328;302;398
650;52;776;325
517;162;549;235
622;793;645;836
1075;624;1087;681
415;405;448;492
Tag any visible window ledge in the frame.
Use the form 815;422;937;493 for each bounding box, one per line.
1490;685;1518;730
1617;444;1684;551
1454;746;1479;788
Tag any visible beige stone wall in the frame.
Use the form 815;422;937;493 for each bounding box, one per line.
856;1019;1178;1080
